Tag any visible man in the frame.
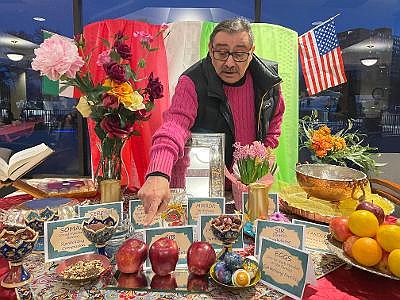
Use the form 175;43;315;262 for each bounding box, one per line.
138;18;285;225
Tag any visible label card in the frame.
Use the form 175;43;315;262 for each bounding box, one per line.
78;202;123;224
292;219;330;253
128;200;162;230
187;197;225;225
255;220;305;256
243;192;279;215
44;217;96;262
198;214;244;250
258;238;316;300
143;226;195;268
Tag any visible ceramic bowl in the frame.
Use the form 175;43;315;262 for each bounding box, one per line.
82;214;119;248
296;164;368;202
211;215;243;245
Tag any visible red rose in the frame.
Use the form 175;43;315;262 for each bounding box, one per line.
146;72;163;101
102;94;119;109
115;42;132;60
100;115;135;139
135;109;151;120
104;62;126;83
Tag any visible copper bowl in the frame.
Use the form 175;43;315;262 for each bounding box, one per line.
296;164;368;202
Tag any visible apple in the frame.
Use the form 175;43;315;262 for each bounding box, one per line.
343;235;359;258
329;217;352;242
356;201;385;224
149;237;179;276
187;273;209;292
115;238;148;273
187;241;216;275
150;274;177;290
376;251;391;275
117;271;148;288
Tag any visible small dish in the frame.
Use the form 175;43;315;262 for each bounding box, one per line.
55;253;111;284
209;262;261;289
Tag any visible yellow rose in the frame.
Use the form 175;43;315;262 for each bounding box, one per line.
124;91;145;111
103;79;145;111
76;96;92;117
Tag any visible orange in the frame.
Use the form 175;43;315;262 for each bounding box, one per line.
348;210;379;237
376;225;400;252
351;237;382;267
388;249;400;277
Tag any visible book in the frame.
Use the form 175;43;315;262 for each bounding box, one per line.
0;143;54;182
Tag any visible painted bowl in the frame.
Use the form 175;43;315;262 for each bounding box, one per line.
211;215;243;245
209;262;260;289
296;164;368;202
82;214;119;246
0;226;38;262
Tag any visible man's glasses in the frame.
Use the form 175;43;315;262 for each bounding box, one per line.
212;48;251;62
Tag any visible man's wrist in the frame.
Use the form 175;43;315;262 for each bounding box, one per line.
146;171;170;182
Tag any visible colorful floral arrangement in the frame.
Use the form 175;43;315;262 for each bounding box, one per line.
232;141;276;185
31;27;167;180
299;110;383;174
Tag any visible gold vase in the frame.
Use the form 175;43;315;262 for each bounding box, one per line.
247;182;270;221
100;179;121;203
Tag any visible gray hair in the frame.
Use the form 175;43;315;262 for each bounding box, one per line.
209;17;254;46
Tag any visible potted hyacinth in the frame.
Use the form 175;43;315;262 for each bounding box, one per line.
31;27;167;201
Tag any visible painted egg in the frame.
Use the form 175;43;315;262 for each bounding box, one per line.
214;261;226;273
242;256;259;279
215;266;232;285
224;252;243;271
232;269;251;287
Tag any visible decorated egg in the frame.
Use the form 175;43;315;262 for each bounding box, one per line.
224;252;243;271
215;264;232;285
214;261;226;273
232;269;251;287
242;256;259;279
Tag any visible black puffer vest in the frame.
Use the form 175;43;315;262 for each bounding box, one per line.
183;54;282;167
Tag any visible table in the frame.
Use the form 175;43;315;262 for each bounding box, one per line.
0;193;399;299
0;121;36;143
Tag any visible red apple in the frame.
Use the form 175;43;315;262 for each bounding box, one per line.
117;271;148;288
187;273;209;291
187;241;216;275
356;201;385;224
329;217;352;242
150;274;177;290
149;237;179;276
343;235;359;258
376;251;391;275
115;238;148;273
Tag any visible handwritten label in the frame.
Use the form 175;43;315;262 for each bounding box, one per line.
129;200;161;229
187;197;224;225
292;219;330;252
78;202;122;224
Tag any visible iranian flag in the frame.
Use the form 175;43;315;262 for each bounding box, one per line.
41;30;80;98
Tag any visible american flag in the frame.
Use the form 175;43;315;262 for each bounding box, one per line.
299;20;347;95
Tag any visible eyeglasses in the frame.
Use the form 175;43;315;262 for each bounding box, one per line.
211;48;251;62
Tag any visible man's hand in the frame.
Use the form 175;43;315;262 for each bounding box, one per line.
138;176;171;226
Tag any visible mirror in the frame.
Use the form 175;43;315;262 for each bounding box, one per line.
170;133;225;197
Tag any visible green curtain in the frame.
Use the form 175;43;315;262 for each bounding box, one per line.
199;22;299;184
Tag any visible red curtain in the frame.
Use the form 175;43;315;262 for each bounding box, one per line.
83;19;170;190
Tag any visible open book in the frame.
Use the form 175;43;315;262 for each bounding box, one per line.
0;143;54;182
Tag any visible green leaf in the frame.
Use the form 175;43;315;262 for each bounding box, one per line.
110;50;121;62
94;124;106;141
138;58;146;68
100;37;110;48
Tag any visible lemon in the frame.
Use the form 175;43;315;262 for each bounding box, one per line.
376;225;400;252
388;249;400;277
348;210;379;237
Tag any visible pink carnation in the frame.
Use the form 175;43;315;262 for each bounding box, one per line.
96;49;111;66
31;34;84;81
133;31;154;43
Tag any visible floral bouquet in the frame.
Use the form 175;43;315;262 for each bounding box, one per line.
31;27;167;183
299;110;383;174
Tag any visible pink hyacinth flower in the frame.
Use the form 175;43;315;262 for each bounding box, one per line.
31;34;84;81
96;49;111;66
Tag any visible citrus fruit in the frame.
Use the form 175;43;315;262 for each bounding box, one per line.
351;237;382;266
376;225;400;252
388;249;400;277
348;210;379;237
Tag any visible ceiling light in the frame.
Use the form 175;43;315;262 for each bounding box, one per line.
7;53;24;61
360;58;378;66
33;17;46;22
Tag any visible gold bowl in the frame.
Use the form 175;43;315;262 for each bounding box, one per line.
296;164;368;202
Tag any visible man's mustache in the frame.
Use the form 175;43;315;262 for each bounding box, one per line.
222;67;237;73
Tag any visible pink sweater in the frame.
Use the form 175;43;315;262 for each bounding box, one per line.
146;73;285;178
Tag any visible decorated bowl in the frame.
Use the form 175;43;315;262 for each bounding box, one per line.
82;214;119;246
211;215;243;245
296;164;368;202
0;226;38;262
209;262;260;289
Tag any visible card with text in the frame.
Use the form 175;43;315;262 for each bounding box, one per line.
198;214;244;250
292;219;330;253
243;192;279;215
143;225;195;268
258;238;316;300
187;197;225;225
255;220;305;256
128;200;162;230
78;202;122;224
44;217;96;262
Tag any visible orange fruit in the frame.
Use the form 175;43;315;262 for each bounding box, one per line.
348;210;379;237
376;225;400;252
388;249;400;277
351;237;382;267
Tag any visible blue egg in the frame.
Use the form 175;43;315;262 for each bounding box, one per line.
214;261;226;273
224;252;243;271
216;268;232;285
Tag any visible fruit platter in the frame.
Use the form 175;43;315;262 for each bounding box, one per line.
327;201;400;280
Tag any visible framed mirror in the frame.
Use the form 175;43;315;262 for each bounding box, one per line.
170;133;225;197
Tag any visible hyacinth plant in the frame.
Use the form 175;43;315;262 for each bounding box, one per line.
232;141;277;185
31;26;167;181
299;110;384;174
